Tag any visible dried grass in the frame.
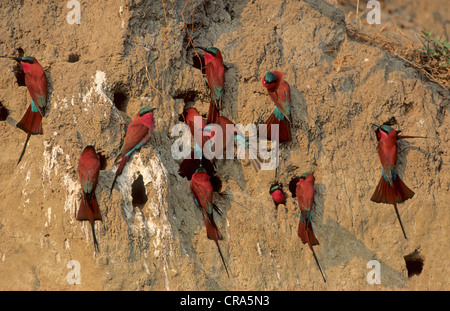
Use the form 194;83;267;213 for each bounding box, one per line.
346;23;449;89
338;0;449;90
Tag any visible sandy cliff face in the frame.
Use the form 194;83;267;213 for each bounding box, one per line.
0;0;448;290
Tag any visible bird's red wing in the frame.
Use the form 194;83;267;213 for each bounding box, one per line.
191;174;214;212
277;80;291;104
297;190;314;211
78;151;101;190
121;120;148;156
275;81;291;121
205;52;225;91
296;182;314;211
25;69;48;111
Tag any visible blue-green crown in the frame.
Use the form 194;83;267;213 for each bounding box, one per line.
206;47;219;56
264;72;277;84
380;124;393;134
195;167;207;174
21;56;35;63
139;106;155;117
270;185;281;193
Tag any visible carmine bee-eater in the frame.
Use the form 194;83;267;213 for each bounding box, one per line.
269;183;286;207
12;56;48;164
198;46;225;124
261;71;292;143
190;167;230;277
293;173;327;283
370;123;426;240
77;145;102;252
203;113;261;172
178;107;215;180
110;107;156;194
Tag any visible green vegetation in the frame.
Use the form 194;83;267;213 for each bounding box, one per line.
417;30;450;66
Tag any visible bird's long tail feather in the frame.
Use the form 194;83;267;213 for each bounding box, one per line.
371;173;414;239
298;217;326;282
17;105;43;135
264;112;292;142
17;132;31;165
397;135;428;139
110;155;129;195
214;239;230;277
203;213;229;277
207;99;220;124
17;106;42;165
77;193;102;252
393;202;408;240
298;219;320;248
311;247;327;283
204;213;223;242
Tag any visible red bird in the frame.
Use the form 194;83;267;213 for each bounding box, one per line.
178;107;215;180
370;124;425;239
269;184;286;207
185;107;207;144
12;56;48;164
198;46;225;124
190;167;229;277
261;71;292;143
77;145;102;252
294;173;327;283
110;107;156;194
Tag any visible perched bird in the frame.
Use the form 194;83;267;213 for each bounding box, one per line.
178;107;215;180
203;113;262;172
77;145;102;252
198;46;225;124
370;123;426;240
110;107;156;194
12;56;48;164
190;167;229;277
269;183;286;207
261;71;292;143
294;173;327;283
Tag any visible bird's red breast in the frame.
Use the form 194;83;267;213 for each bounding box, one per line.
78;146;101;191
271;189;286;205
190;171;213;211
377;128;398;169
24;59;47;108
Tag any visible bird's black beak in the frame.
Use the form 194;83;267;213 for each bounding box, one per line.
196;46;206;52
370;123;380;129
11;57;21;62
